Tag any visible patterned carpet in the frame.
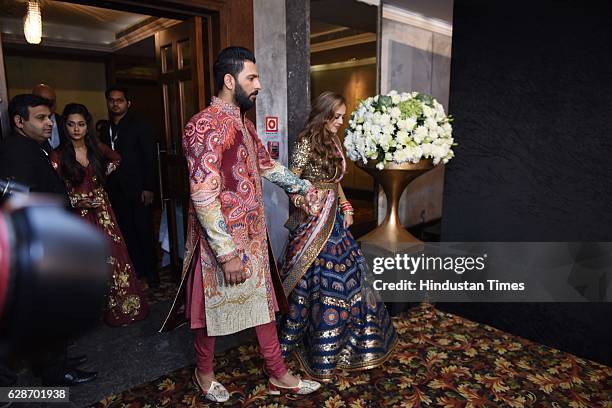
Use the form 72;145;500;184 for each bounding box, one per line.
141;267;179;304
90;304;611;407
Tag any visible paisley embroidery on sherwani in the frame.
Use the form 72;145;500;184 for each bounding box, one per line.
164;97;312;336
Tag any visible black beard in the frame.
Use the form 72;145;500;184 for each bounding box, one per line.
235;83;256;113
109;109;126;117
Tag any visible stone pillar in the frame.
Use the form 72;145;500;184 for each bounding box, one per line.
285;0;310;148
253;0;309;257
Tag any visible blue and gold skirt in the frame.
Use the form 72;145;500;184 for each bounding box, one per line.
279;210;397;380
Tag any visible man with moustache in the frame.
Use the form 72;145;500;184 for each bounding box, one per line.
0;94;97;386
0;94;65;199
31;83;61;149
100;87;158;288
160;47;321;402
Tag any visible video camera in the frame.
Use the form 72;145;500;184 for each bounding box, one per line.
0;178;110;347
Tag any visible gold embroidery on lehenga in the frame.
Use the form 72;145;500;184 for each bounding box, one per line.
106;256;141;320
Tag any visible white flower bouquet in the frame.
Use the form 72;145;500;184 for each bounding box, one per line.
344;91;455;170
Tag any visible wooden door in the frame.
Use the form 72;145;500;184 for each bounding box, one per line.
155;17;212;278
0;33;10;140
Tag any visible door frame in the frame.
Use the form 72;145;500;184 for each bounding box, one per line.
0;0;254;137
65;0;254;58
0;33;9;139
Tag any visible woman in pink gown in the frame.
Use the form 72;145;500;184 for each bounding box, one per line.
51;103;149;326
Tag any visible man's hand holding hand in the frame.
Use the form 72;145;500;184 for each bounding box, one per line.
303;188;320;216
221;255;248;285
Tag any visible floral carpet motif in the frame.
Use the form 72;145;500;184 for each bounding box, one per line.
91;304;611;407
141;267;179;304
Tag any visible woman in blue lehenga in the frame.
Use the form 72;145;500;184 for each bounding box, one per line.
279;91;397;381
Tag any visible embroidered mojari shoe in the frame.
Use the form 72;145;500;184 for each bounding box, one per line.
268;377;321;395
192;369;230;402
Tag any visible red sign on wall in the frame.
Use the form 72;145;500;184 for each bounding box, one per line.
265;116;278;133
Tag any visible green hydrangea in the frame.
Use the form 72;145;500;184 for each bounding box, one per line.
399;99;422;119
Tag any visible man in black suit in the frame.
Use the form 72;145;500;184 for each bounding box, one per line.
0;94;66;200
101;86;159;287
0;94;97;386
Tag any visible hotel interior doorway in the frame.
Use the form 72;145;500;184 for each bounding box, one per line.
0;0;252;279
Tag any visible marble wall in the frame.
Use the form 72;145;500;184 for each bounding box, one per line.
378;6;453;227
253;0;310;257
253;0;289;257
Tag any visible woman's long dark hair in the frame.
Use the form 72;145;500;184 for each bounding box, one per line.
297;91;346;176
57;103;106;187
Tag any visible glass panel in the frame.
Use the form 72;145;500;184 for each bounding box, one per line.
161;45;173;73
177;40;191;69
163;83;179;152
180;79;195;128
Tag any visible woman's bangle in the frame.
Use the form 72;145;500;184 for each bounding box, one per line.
340;201;354;213
293;195;304;207
343;210;354;216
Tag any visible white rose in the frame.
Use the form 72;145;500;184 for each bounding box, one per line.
394;148;409;163
391;94;401;104
383;124;395;136
413;126;428;144
405;117;417;131
396;119;407;131
371;112;381;125
379;113;391;126
433;138;446;146
376;162;385;170
428;127;439;141
385;152;393;161
442;122;452;135
422;105;433;118
389;106;401;118
379;133;392;150
407;145;423;163
370;125;382;138
425;117;438;129
396;130;411;146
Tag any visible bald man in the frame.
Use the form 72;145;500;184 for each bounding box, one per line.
32;84;60;149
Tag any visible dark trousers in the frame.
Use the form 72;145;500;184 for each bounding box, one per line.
33;344;67;385
108;189;157;283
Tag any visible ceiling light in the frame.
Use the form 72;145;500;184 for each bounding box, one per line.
23;1;43;45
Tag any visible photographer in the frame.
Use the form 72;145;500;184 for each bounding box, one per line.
0;94;97;386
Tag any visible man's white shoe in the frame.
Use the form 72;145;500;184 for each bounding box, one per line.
192;369;230;402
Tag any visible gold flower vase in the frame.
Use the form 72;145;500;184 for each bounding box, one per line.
358;159;434;246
